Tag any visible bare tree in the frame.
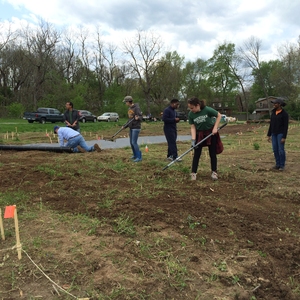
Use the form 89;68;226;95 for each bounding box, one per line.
239;36;271;112
123;30;165;113
21;21;61;109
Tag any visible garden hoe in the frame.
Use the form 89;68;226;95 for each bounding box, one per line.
104;118;134;141
162;122;227;171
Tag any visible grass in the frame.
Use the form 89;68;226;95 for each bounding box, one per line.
0;121;300;299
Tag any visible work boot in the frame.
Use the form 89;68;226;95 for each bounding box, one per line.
133;151;142;162
130;151;136;160
93;144;102;152
77;146;87;153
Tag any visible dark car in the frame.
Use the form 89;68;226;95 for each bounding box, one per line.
176;111;187;121
78;110;97;123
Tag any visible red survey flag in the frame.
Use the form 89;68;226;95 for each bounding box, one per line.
4;206;16;218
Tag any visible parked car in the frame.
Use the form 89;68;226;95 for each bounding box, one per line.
176;111;188;122
97;112;119;122
23;108;64;124
78;110;97;123
221;114;228;122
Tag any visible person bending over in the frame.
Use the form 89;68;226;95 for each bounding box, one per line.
188;97;221;181
54;126;101;153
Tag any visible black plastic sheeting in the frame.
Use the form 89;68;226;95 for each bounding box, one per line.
0;145;73;153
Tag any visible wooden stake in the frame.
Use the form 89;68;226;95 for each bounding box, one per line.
13;207;22;260
0;208;5;240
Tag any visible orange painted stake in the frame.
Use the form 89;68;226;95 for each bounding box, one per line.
0;208;5;240
4;205;22;259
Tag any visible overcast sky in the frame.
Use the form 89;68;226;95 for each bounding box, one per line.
1;0;300;62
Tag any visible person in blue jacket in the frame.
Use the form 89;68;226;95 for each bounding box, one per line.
162;99;180;161
267;98;289;171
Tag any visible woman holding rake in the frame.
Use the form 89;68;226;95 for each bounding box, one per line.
188;97;222;181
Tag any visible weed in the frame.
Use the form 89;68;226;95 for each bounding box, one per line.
187;215;200;229
253;142;260;150
258;250;267;257
113;214;136;236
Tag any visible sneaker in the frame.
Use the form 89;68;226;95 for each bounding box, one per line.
211;171;218;181
272;165;280;170
133;157;142;162
174;157;182;162
167;156;173;161
278;167;284;171
94;144;102;152
130;155;136;160
190;173;197;180
77;145;87;153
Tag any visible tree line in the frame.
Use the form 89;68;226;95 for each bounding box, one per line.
1;21;300;119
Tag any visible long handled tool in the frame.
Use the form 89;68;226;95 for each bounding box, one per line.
106;118;134;141
162;122;227;171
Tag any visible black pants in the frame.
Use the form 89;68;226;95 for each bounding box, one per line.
192;134;217;173
164;127;177;158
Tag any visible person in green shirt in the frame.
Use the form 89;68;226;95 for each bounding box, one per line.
188;97;221;181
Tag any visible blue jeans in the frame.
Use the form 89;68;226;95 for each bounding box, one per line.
129;129;140;155
271;133;286;168
66;135;94;153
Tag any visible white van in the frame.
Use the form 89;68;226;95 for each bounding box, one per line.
97;112;119;122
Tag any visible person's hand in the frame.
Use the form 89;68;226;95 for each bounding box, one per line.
191;139;196;148
267;136;271;143
281;138;286;144
175;117;180;123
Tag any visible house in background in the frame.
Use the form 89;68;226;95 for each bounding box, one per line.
253;96;279;119
211;99;233;116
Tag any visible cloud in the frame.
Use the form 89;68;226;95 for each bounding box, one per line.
1;0;300;61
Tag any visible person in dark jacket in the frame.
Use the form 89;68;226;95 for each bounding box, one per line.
63;102;81;132
162;99;180;161
123;96;143;162
267;98;289;171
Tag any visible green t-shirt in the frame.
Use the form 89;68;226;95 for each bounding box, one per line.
188;106;218;131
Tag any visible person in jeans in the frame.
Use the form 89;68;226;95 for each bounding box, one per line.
123;96;143;162
267;98;289;171
54;126;101;153
162;99;181;161
188;97;221;181
63;101;81;132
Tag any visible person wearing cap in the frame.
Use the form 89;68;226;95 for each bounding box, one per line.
63;101;81;132
53;126;101;153
267;98;289;171
162;98;181;161
122;96;143;162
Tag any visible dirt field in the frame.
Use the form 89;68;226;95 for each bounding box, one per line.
0;123;300;300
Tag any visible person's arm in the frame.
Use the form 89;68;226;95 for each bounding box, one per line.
212;112;222;134
57;132;65;147
191;124;196;147
281;112;289;142
163;108;177;124
63;112;72;127
72;111;80;127
134;106;143;121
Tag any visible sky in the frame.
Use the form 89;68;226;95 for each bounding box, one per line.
1;0;300;62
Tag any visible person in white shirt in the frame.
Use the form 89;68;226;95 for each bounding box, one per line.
53;126;101;153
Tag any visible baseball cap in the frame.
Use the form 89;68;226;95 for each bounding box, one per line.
271;98;286;107
123;96;133;103
53;126;59;133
